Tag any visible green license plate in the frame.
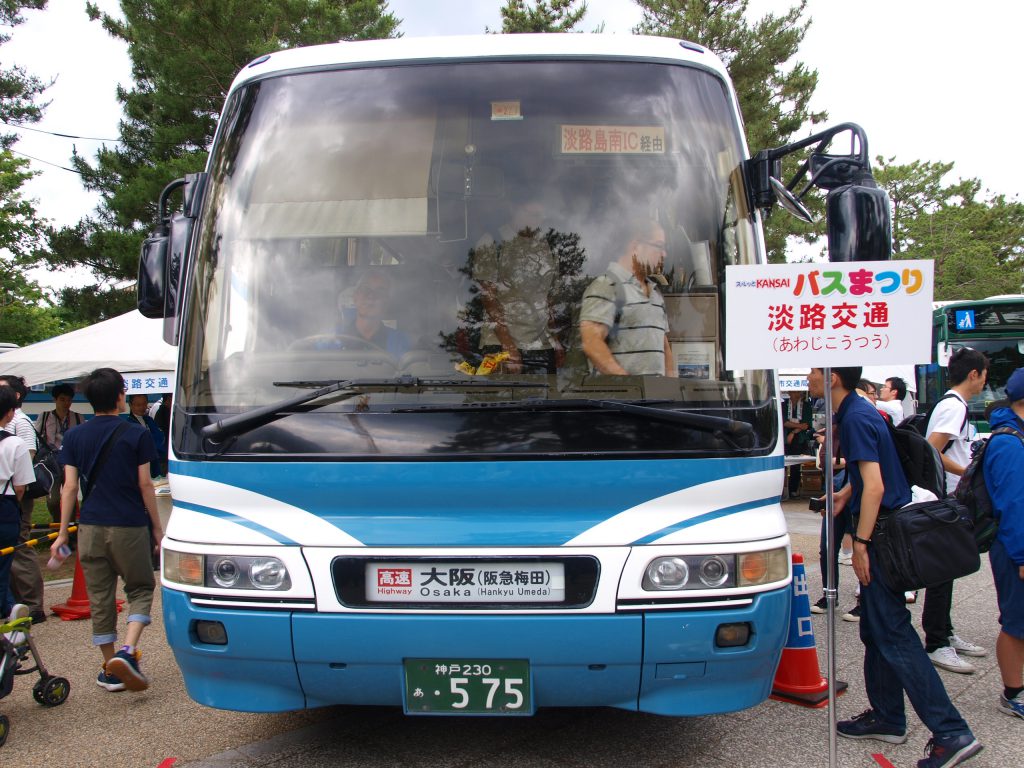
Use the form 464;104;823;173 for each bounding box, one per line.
404;659;532;715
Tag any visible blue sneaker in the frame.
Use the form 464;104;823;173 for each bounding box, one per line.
105;648;149;692
917;734;982;767
836;709;907;744
999;693;1024;719
96;669;126;692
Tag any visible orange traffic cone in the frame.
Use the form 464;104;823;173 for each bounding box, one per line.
51;551;123;621
770;553;847;708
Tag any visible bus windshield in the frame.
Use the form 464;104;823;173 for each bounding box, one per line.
178;59;774;458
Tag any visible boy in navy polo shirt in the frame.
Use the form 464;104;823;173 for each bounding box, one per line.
807;366;981;768
51;368;163;693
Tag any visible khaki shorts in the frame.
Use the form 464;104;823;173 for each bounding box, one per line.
78;524;155;646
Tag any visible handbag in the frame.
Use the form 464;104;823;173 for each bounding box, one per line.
872;497;980;592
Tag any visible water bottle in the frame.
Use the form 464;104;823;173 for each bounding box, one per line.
47;544;71;571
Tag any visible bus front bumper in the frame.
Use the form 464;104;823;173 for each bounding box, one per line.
163;585;789;716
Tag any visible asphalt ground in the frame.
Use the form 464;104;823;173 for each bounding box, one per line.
0;497;1018;767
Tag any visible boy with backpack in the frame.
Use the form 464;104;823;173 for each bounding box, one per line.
983;367;1024;719
809;366;982;767
923;348;989;674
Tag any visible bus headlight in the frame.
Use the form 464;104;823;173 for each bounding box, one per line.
211;557;241;588
164;550;204;586
163;550;292;591
698;555;730;587
249;557;289;590
645;557;689;590
737;547;788;587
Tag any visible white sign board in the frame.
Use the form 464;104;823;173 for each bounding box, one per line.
725;260;933;370
124;371;175;395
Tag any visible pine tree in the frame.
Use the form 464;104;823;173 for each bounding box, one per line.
41;0;401;325
497;0;588;32
874;156;1024;300
0;0;62;345
633;0;825;262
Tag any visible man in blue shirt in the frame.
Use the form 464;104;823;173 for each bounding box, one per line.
985;367;1024;720
807;366;981;768
51;368;163;694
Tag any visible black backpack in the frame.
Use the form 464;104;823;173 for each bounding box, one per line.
954;425;1024;552
0;429;57;499
898;393;968;452
883;417;948;499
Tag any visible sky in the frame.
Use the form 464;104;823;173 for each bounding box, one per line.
4;0;1023;291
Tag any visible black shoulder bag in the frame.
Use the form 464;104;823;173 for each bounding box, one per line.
873;497;980;592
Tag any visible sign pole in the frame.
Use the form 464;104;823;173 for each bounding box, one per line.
823;367;838;768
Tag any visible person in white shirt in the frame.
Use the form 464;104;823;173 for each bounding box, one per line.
922;348;990;674
876;376;907;424
0;384;35;626
0;374;45;623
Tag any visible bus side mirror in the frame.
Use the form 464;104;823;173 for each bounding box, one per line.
747;123;892;262
137;232;169;318
826;173;892;262
136;174;208;343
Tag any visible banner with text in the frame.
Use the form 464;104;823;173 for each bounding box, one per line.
725;260;933;370
124;371;175;395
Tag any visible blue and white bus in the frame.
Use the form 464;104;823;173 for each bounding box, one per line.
139;34;888;716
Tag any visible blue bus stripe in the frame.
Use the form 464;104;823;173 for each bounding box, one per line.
632;496;781;545
172;500;299;545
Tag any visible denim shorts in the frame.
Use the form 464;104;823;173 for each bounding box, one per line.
990;537;1024;640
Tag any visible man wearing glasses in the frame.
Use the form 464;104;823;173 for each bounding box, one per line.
580;217;676;377
877;377;908;424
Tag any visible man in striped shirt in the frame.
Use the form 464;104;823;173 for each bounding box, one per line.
579;218;676;377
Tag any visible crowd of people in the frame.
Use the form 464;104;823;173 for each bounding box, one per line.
1;371;170;693
788;357;1024;767
0;338;1020;768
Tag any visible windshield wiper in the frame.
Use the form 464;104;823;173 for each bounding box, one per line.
201;376;547;443
391;398;754;439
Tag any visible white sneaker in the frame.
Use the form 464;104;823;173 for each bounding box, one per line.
838;550;853;566
928;646;975;674
6;603;29;622
948;634;987;657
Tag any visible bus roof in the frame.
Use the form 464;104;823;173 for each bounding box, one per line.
230;33;730;92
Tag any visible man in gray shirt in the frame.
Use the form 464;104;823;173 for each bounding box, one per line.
579;218;676;377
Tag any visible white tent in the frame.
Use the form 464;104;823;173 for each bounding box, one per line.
0;311;176;387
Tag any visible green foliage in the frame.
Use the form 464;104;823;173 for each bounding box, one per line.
874;156;1024;300
0;3;59;344
633;0;825;262
0;0;49;148
497;0;588;32
38;0;401;323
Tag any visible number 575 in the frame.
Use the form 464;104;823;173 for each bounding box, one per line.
449;677;525;709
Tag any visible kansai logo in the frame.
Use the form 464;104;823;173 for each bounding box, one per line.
734;278;791;289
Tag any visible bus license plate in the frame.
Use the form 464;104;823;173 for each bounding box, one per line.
404;659;532;715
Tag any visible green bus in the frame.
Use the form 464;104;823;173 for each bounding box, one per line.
916;295;1024;431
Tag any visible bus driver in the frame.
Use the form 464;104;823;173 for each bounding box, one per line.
579;218;676;377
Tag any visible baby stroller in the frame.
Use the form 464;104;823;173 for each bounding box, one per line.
0;613;70;748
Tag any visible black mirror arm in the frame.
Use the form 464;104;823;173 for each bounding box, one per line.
747;123;872;210
156;178;188;235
